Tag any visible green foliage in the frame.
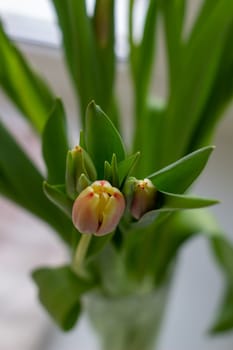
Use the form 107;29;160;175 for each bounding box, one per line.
148;146;214;193
0;120;72;243
42;99;69;184
43;182;73;218
210;237;233;332
0;0;233;335
0;22;54;132
32;265;94;330
85;101;125;177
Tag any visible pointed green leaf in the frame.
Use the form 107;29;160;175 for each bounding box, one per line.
0;22;54;132
43;182;73;219
118;152;140;186
32;265;94;331
132;192;218;230
111;153;119;187
148;146;214;194
85;101;125;177
42;99;69;184
161;191;219;210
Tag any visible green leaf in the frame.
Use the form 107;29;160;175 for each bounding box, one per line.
92;0;117;126
148;146;214;194
189;20;233;150
135;101;165;176
87;233;114;260
0;120;72;243
134;0;158;116
159;0;186;86
210;283;233;333
85;101;126;177
52;0;117;126
32;265;94;331
211;236;233;280
209;236;233;333
0;22;54;132
161;1;233;164
118;152;140;187
42;99;69;183
43;182;73;219
161;191;219;210
131;192;218;230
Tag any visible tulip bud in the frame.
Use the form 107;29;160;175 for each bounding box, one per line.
130;178;157;219
72;180;125;236
66;146;97;199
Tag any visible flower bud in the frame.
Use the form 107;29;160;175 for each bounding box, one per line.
130;178;157;219
66;146;97;199
72;180;125;236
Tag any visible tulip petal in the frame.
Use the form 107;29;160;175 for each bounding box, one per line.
72;188;99;234
97;192;125;236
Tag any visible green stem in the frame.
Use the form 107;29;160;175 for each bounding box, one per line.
72;234;92;276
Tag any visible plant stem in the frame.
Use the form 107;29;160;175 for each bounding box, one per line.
72;234;92;276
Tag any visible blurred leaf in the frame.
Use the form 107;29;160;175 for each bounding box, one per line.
161;1;233;164
32;265;94;331
92;0;117;125
211;236;233;281
148;146;214;194
87;232;114;260
42;99;69;183
52;0;118;126
0;22;54;132
159;0;186;85
118;152;140;187
85;101;125;177
189;20;233;150
210;283;233;333
43;182;73;219
0;120;72;243
209;236;233;333
136;101;165;176
134;0;158;116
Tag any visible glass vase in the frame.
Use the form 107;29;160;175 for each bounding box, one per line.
84;283;169;350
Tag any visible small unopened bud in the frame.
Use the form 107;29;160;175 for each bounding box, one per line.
130;178;157;219
66;146;97;199
72;180;125;236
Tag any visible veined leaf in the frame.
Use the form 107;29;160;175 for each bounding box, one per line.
32;265;94;331
0;22;54;132
148;146;214;194
42;99;69;184
85;101;126;177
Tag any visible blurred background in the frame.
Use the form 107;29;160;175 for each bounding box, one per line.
0;1;233;349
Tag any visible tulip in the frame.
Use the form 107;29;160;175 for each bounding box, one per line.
72;180;125;236
130;178;157;219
